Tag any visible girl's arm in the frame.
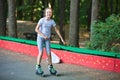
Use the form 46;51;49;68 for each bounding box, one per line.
35;24;48;39
54;27;65;44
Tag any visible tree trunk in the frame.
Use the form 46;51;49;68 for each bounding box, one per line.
16;0;23;20
30;0;36;21
87;0;92;31
115;0;119;14
0;0;6;36
69;0;79;47
50;0;55;9
7;0;17;37
90;0;100;41
104;0;109;19
43;0;48;8
58;0;66;44
110;0;113;14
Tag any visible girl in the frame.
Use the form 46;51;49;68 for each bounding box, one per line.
35;8;65;75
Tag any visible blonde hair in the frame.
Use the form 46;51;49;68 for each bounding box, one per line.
44;8;53;13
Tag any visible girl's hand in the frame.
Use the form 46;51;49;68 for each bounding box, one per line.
43;36;49;40
61;39;66;45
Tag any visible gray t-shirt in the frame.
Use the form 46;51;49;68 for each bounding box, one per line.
38;17;56;38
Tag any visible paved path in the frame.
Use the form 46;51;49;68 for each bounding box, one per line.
0;48;120;80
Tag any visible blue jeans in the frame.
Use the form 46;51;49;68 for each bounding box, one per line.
37;36;51;54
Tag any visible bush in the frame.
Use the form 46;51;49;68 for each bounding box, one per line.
86;14;120;53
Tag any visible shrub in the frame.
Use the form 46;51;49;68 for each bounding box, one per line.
86;14;120;53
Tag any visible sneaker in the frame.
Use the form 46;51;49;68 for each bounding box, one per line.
36;65;44;75
48;65;57;74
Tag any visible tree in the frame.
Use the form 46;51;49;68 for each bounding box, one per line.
110;0;113;14
16;0;23;20
90;0;100;42
58;0;66;44
87;0;92;31
0;0;6;36
115;0;119;14
69;0;80;47
30;0;36;21
104;0;109;19
7;0;17;37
